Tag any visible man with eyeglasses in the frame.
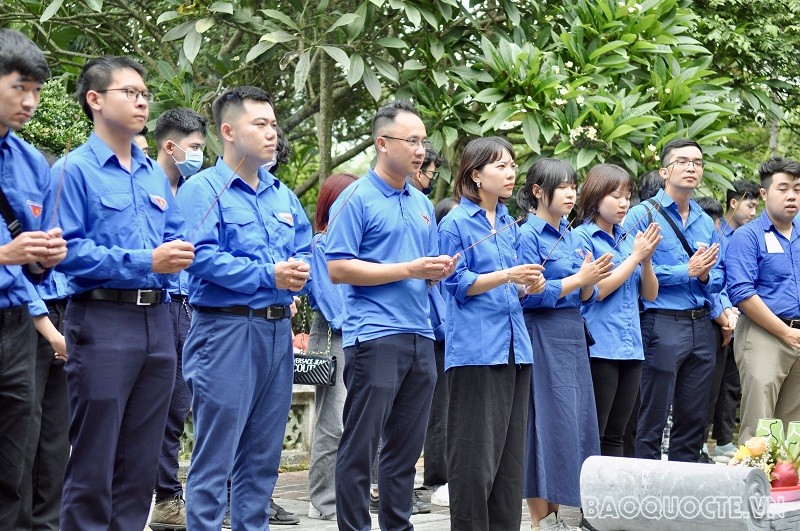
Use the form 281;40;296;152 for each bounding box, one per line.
54;56;195;530
623;138;722;462
326;101;455;531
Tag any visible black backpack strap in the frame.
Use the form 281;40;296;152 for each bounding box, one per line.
645;198;695;256
0;186;23;238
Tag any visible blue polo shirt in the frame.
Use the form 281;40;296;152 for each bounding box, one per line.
0;130;54;308
519;215;597;309
725;211;800;319
574;222;644;361
308;232;344;331
176;157;311;309
623;189;722;311
325;169;438;348
438;198;532;370
55;133;185;294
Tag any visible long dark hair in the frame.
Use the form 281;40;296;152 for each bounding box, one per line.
576;164;632;225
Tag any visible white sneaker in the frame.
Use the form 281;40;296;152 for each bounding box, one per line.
430;484;449;507
414;473;424;489
533;512;581;531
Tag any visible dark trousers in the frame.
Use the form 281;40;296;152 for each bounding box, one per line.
0;305;36;529
15;300;69;531
154;299;192;501
60;300;175;531
447;352;530;531
335;334;436;531
636;311;716;462
423;339;448;487
590;358;642;457
709;338;739;446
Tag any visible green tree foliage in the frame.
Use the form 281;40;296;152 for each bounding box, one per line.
18;79;92;157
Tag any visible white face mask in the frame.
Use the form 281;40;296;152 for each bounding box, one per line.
262;153;278;172
171;143;204;177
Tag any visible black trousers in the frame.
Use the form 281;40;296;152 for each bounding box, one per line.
423;339;448;487
15;300;69;531
0;305;37;528
447;351;531;531
708;335;740;446
590;357;642;457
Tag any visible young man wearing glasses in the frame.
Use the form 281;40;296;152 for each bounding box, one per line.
622;138;722;463
54;56;195;530
326;101;455;531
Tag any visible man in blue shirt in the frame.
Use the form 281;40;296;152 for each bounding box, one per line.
176;86;311;530
0;29;67;529
55;56;195;531
623;138;722;462
147;107;207;531
326;101;455;531
725;157;800;443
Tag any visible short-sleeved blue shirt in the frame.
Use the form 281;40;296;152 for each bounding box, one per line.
176;157;312;308
438;198;532;370
573;222;644;360
325;169;438;347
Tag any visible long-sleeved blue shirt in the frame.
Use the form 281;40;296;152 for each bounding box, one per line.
27;270;70;317
325;169;438;348
0;131;54;308
428;282;446;343
519;215;597;309
725;211;800;318
573;222;644;360
176;157;311;308
438;198;532;370
308;232;344;331
54;133;184;294
622;189;722;311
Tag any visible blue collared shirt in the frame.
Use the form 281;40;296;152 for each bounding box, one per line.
438;198;532;369
325;169;438;348
0;131;54;308
622;189;722;311
177;157;311;308
519;215;597;309
573;222;644;360
167;176;189;296
54;133;184;294
308;232;344;331
725;211;800;318
429;283;446;343
27;270;70;317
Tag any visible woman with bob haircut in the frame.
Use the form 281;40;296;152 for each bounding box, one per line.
573;163;660;459
438;136;545;530
517;158;612;531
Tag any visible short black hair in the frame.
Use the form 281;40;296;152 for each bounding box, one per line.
0;29;49;83
759;156;800;189
211;86;274;132
371;100;421;140
696;196;723;220
637;170;663;201
726;179;761;210
154;108;207;151
434;197;457;225
76;56;146;122
423;146;444;169
517;158;578;212
660;138;703;167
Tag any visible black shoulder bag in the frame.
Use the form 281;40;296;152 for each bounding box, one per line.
645;198;695;256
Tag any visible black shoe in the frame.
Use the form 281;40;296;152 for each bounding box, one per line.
221;507;231;529
412;490;430;515
369;492;379;513
580;516;599;531
699;450;714;464
270;499;300;525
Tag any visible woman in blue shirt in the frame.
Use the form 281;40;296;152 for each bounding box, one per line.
573;164;660;459
306;172;357;521
518;158;613;531
438;137;544;531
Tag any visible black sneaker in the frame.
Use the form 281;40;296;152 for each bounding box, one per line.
369;492;379;513
580;516;599;531
221;507;231;529
270;499;300;525
412;490;431;514
699;450;715;464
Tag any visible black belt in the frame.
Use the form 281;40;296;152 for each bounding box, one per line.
73;288;165;306
0;303;28;322
170;294;188;303
648;308;709;320
195;305;290;320
780;317;800;329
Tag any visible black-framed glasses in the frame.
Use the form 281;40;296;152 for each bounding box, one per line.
421;169;440;180
382;135;433;150
96;87;154;103
665;157;705;169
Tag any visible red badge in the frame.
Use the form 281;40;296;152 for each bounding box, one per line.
279;212;294;226
27;200;43;218
150;194;168;211
419;212;430;225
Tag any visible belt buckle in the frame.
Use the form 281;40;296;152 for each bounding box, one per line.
266;306;282;320
136;289;153;306
790;319;800;329
691;309;704;320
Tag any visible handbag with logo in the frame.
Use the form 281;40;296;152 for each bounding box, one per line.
293;297;337;386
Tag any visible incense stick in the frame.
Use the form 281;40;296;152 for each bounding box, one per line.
48;140;71;230
456;216;525;256
188;155;248;240
541;216;575;265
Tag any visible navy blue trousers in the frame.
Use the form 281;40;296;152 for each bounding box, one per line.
60;300;175;531
636;311;716;462
154;299;192;501
335;334;436;531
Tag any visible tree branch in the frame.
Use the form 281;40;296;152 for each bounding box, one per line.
293;135;372;197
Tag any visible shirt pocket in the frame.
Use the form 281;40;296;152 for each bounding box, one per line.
222;208;262;253
270;211;295;252
98;192;135;238
761;252;790;279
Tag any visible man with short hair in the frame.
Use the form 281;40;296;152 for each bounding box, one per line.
55;55;195;530
0;28;67;529
177;86;311;529
726;157;800;443
326;100;454;530
147;107;206;530
623;138;722;462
